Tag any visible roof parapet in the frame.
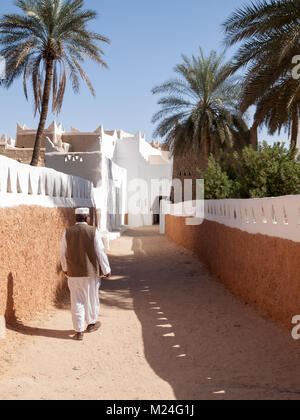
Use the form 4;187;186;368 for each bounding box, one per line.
0;133;7;144
94;125;105;138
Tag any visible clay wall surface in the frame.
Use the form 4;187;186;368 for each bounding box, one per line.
0;145;45;165
62;134;100;153
172;150;204;202
15;133;56;149
0;155;94;324
0;206;75;321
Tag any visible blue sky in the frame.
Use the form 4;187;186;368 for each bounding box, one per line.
0;0;284;144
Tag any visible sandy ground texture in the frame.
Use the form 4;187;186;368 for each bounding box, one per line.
1;226;300;400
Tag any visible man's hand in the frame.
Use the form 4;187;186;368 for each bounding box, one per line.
104;273;112;279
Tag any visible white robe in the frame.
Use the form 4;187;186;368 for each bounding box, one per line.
60;223;111;332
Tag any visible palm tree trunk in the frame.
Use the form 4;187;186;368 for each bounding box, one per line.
250;121;258;150
200;129;210;171
30;58;54;166
290;111;299;152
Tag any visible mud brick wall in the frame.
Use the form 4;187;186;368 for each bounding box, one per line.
0;146;45;166
0;206;75;322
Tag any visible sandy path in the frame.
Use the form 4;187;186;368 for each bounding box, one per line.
1;226;300;400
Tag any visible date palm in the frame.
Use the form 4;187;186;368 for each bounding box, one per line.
254;76;300;149
152;49;250;169
0;0;110;166
223;0;300;149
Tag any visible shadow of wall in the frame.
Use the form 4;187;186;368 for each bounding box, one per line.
165;215;300;329
103;228;300;400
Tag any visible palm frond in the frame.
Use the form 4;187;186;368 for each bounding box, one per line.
0;0;110;114
223;0;300;145
152;49;250;162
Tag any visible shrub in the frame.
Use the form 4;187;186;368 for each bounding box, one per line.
199;156;234;199
201;142;300;199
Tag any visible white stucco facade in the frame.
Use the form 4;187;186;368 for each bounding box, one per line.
35;123;174;232
0;154;93;209
164;195;300;243
113;131;173;228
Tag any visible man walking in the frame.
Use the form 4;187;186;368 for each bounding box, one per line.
60;208;111;341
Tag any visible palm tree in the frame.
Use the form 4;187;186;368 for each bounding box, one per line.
253;76;300;149
223;0;300;150
0;0;110;166
152;49;250;169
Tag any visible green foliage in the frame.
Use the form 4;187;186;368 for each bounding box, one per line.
233;142;300;198
199;156;234;200
201;142;300;199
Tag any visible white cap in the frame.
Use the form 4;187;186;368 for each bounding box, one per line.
75;208;90;216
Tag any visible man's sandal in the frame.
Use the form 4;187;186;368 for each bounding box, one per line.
86;322;101;333
74;332;84;341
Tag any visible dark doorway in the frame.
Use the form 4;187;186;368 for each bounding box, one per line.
153;196;163;225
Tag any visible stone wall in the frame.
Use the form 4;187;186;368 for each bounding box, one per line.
165;214;300;328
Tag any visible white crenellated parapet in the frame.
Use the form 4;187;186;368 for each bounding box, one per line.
166;196;300;243
0;155;94;208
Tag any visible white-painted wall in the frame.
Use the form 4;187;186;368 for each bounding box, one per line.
45;150;103;188
0;155;93;208
165;196;300;243
46;149;127;232
114;132;173;228
102;130;118;160
93;156;127;232
44;124;173;230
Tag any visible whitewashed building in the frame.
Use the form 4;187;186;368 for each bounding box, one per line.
36;123;174;232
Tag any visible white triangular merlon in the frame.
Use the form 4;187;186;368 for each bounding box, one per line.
0;133;7;143
22;124;28;130
94;125;105;137
47;121;57;132
17;123;23;133
70;126;81;133
135;130;142;140
7;137;14;146
57;122;63;131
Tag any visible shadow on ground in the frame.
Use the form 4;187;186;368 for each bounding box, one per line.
102;227;300;400
6;322;74;341
5;271;73;341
